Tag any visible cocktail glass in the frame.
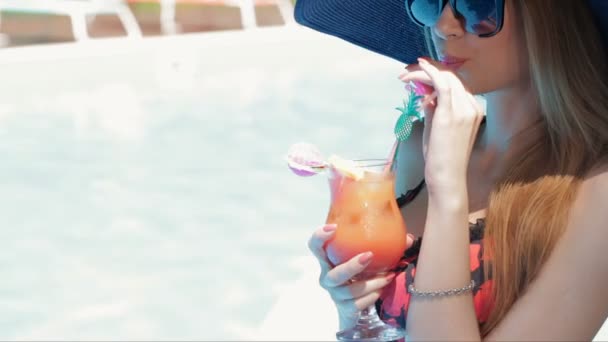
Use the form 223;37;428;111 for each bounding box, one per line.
325;159;408;341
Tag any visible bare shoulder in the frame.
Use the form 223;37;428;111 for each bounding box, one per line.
584;160;608;182
579;160;608;199
569;161;608;236
394;120;425;193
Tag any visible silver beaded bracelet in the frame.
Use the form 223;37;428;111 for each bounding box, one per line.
408;280;476;298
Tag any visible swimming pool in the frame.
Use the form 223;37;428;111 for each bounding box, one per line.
0;27;404;339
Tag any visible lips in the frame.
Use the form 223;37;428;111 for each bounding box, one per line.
439;55;468;64
439;55;468;70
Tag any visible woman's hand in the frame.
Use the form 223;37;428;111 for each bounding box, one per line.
308;223;414;328
399;58;485;195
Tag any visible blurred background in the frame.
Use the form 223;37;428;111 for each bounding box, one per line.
0;0;404;340
1;1;607;341
0;0;295;47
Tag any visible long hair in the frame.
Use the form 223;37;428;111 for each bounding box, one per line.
429;0;608;336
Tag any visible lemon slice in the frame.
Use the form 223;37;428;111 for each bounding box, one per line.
327;155;365;180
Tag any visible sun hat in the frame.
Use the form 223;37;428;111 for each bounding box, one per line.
294;0;608;65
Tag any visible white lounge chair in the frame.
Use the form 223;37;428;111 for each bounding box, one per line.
157;0;296;35
0;0;142;41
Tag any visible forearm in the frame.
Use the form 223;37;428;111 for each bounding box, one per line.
406;184;481;341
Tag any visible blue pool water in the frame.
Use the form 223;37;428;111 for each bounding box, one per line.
0;27;404;339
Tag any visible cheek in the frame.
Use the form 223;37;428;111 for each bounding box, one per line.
462;42;528;94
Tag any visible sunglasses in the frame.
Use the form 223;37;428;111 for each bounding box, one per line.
405;0;505;37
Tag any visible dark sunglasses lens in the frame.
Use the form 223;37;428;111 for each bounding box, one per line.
455;0;498;35
408;0;443;26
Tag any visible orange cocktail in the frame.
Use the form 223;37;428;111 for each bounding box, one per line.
324;159;407;279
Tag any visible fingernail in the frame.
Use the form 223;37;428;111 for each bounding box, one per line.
407;233;415;240
422;96;433;107
323;224;337;232
385;273;396;282
418;58;429;65
358;252;373;265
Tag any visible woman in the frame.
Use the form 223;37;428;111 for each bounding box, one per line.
299;0;608;340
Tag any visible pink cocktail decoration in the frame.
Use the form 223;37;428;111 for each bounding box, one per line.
285;142;326;177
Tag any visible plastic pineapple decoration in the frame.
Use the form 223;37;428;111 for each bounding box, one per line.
393;82;426;142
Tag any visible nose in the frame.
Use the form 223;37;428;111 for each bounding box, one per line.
433;3;465;40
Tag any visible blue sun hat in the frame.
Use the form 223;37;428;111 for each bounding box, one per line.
294;0;608;65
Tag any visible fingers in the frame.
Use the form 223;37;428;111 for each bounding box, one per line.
399;70;433;87
330;273;396;301
407;233;416;249
418;58;467;88
407;60;481;121
421;90;438;116
466;92;484;115
307;223;337;272
321;251;374;288
465;93;486;154
341;289;385;315
338;288;386;318
400;59;466;93
417;58;452;97
334;273;400;316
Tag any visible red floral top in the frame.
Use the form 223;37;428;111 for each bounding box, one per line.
377;180;495;332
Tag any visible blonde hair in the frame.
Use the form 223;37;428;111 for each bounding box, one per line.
429;0;608;336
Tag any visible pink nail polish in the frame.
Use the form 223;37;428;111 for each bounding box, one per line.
323;224;337;232
358;252;373;265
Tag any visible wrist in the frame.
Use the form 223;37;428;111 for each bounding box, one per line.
426;180;468;213
426;174;467;198
424;166;467;192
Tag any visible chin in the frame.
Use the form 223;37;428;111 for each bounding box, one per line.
456;72;479;94
458;73;499;95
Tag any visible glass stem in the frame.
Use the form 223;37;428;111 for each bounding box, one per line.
336;303;406;341
356;305;384;327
